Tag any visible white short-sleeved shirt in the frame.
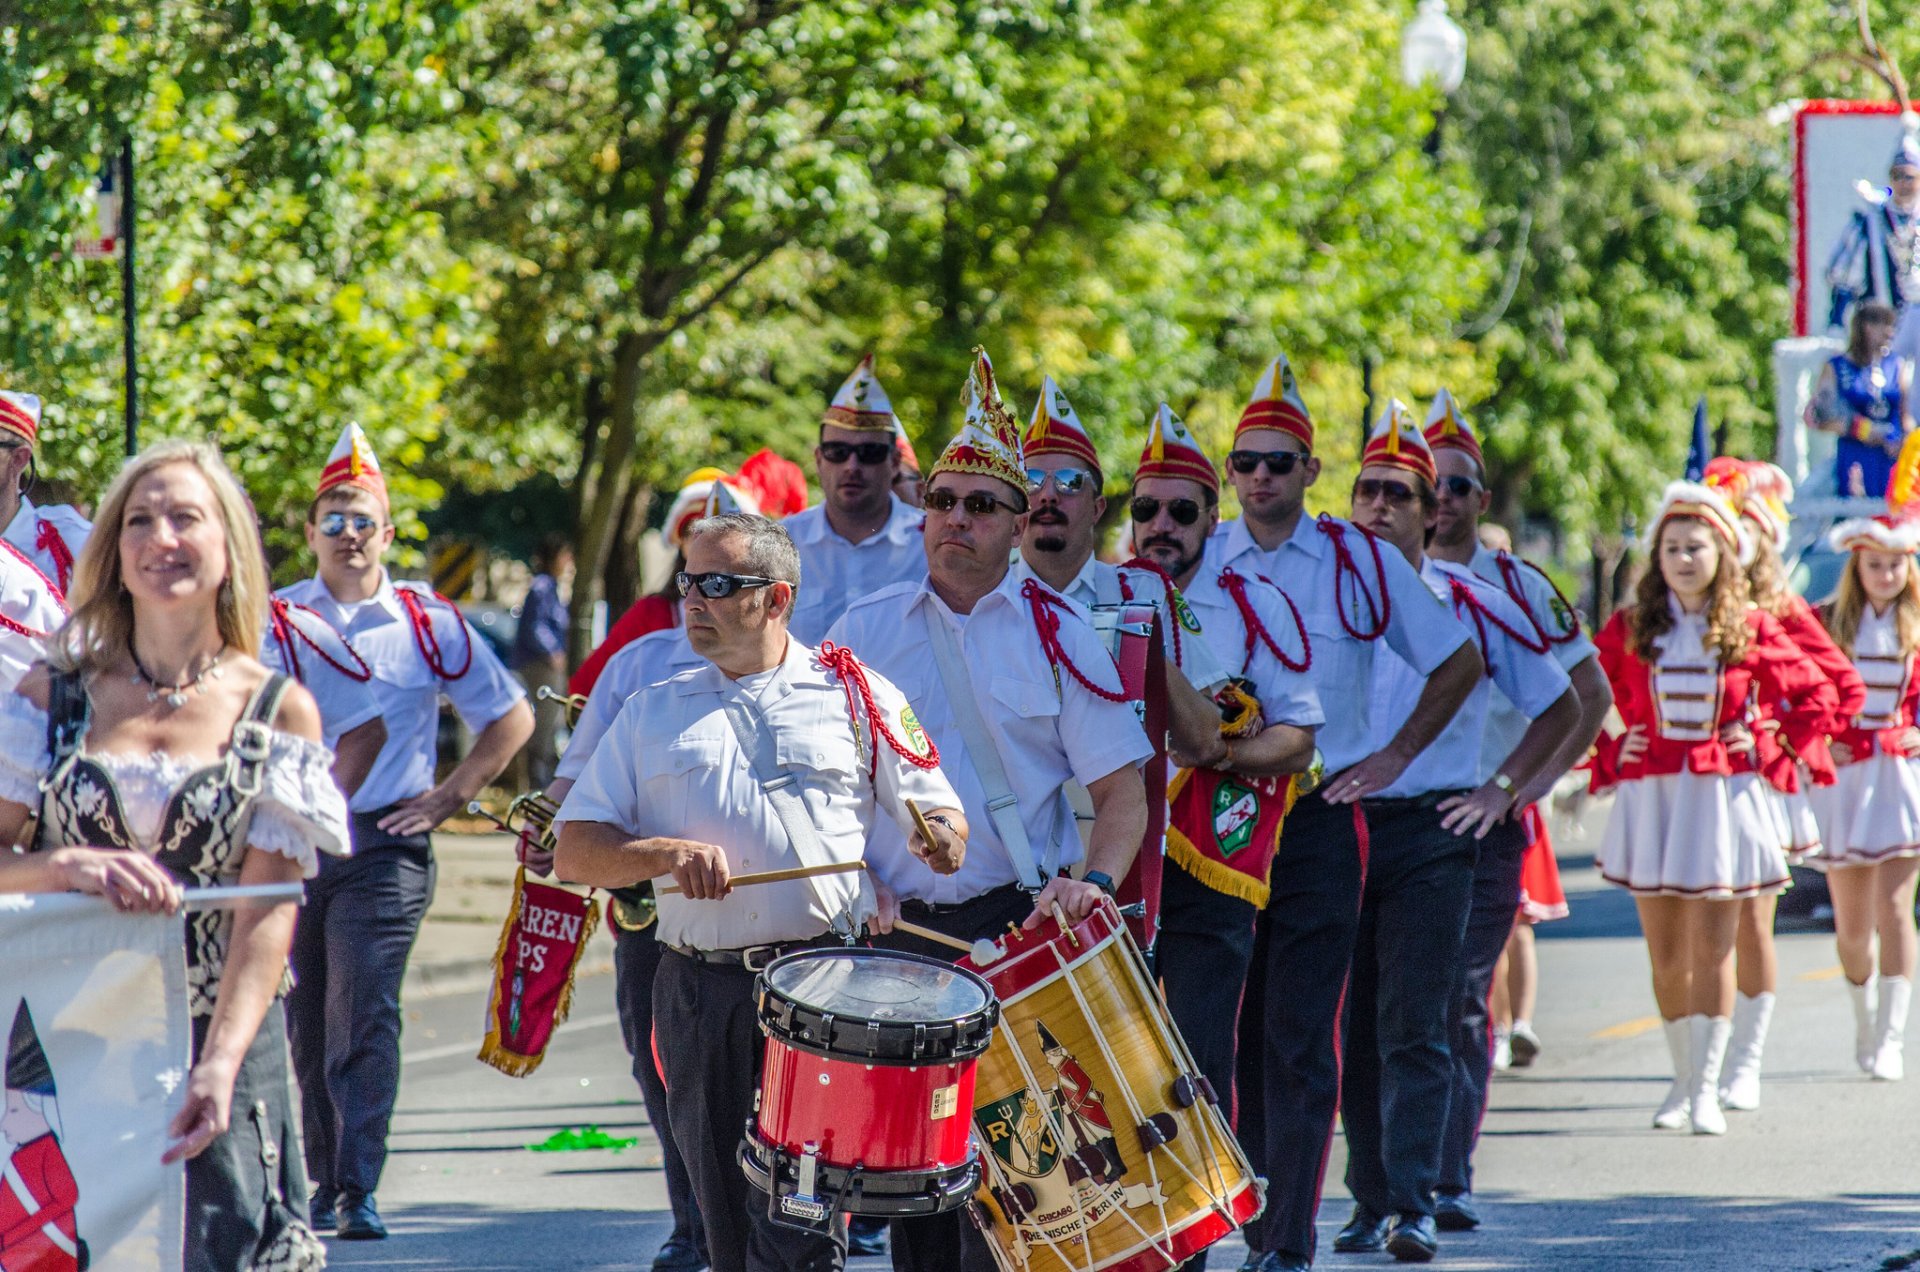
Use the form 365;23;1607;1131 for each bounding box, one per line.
2;497;91;596
1180;564;1325;732
553;638;960;949
0;545;65;692
784;497;927;646
1046;555;1232;695
261;600;383;749
276;572;527;812
1207;515;1469;772
1467;543;1598;770
826;570;1154;903
555;627;705;784
1368;556;1573;795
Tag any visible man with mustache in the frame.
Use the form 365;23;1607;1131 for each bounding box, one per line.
784;354;927;645
1215;355;1481;1272
825;349;1151;1272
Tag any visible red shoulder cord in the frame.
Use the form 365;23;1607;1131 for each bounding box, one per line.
269;596;374;685
1118;556;1183;665
1219;567;1312;674
1021;578;1128;702
817;641;941;778
1496;551;1583;646
0;538;65;612
1448;575;1550;679
33;520;74;596
395;586;474;679
1316;516;1391;641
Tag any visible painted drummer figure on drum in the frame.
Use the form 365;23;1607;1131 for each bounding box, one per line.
554;511;969;1272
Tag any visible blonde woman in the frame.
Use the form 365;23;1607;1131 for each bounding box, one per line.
1811;514;1920;1082
1590;481;1836;1135
0;441;347;1270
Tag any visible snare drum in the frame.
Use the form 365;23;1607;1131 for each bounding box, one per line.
961;901;1260;1272
741;948;999;1228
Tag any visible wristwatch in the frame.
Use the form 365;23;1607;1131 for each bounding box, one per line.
1082;870;1118;898
1491;772;1518;805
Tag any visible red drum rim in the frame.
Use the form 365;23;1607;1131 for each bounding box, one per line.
960;898;1123;1002
756;947;1000;1065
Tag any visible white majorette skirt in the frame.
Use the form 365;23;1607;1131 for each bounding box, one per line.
1806;752;1920;870
1597;771;1792;899
1772;788;1823;865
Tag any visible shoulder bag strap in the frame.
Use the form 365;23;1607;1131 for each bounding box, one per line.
228;673;292;800
33;669;91;851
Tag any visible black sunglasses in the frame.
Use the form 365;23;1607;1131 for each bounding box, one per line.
319;512;380;538
1129;496;1203;526
819;440;893;466
1437;475;1481;498
1353;477;1418;506
924;488;1023;517
1026;466;1095;495
1227;449;1305;476
676;571;779;599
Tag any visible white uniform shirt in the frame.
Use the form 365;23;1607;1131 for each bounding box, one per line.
555;627;705;784
0;546;65;692
1467;543;1597;777
1207;515;1469;772
276;572;527;812
1180;563;1325;731
261;601;384;748
2;498;91;595
784;496;926;646
826;570;1153;903
1052;555;1233;694
1367;557;1572;795
554;638;961;949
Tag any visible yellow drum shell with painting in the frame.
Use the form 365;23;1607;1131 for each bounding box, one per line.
959;901;1261;1272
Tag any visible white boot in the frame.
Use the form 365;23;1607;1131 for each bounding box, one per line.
1689;1014;1733;1136
1718;992;1774;1111
1653;1018;1691;1129
1849;976;1879;1073
1872;976;1911;1082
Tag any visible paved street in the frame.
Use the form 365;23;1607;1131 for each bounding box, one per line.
325;818;1920;1270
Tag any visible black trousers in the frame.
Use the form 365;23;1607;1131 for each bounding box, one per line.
1244;792;1369;1262
1437;816;1527;1197
654;948;844;1272
286;811;434;1198
1340;795;1477;1221
877;883;1033;1272
613;922;707;1255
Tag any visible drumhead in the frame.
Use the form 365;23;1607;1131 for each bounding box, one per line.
767;950;990;1023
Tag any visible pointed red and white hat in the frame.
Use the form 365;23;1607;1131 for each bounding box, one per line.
0;392;41;448
316;422;388;508
822;354;898;433
929;347;1027;496
1135;403;1219;494
1832;434;1920;552
1360;399;1436;486
1023;375;1100;473
892;415;921;474
665;467;760;548
1654;479;1753;564
1422;389;1482;468
1237;353;1314;449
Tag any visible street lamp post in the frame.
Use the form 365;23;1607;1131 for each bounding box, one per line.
1401;0;1468;153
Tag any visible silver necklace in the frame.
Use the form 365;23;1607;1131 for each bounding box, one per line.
128;642;227;710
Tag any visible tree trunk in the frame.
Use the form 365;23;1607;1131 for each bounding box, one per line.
569;331;652;665
601;479;652;622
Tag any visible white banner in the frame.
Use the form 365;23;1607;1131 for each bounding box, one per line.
1;893;189;1272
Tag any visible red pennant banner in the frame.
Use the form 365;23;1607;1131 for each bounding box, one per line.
479;868;601;1077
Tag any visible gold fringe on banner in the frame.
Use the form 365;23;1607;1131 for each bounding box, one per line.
1163;769;1297;909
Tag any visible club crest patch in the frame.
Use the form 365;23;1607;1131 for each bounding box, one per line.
1211;781;1260;858
900;705;932;757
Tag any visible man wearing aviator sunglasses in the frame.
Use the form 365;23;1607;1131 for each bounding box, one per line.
785;353;927;647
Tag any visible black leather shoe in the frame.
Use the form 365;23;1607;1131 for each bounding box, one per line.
846;1215;888;1258
1235;1252;1265;1272
307;1188;336;1233
1332;1206;1391;1253
1250;1254;1312;1271
336;1192;388;1241
651;1234;707;1271
1386;1214;1438;1263
1434;1190;1480;1232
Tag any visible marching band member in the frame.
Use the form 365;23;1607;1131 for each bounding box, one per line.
1333;404;1575;1262
1704;458;1860;1111
1212;355;1479;1272
553;512;968;1272
1589;480;1836;1135
0;541;68;694
825;349;1151;1272
1423;393;1610;1227
278;423;533;1239
1812;511;1920;1082
263;591;388;798
0;391;90;595
784;354;927;645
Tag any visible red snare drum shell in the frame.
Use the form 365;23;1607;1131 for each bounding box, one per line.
758;1038;978;1173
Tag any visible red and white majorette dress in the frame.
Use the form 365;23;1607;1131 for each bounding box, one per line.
1807;604;1920;868
1591;603;1838;897
1517;803;1568;922
1752;594;1860;862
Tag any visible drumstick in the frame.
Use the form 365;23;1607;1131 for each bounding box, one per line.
888;918;975;956
656;860;865;896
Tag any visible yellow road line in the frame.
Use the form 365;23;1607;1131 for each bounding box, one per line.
1590;1015;1662;1040
1799;964;1847;982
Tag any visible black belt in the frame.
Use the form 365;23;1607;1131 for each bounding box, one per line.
667;934;840;973
900;881;1032;918
1361;788;1473;815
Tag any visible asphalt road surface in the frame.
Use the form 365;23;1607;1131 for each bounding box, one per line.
323;852;1920;1271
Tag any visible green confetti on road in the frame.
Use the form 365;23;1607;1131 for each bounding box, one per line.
527;1126;638;1153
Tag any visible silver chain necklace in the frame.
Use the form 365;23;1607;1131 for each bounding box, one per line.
128;641;228;710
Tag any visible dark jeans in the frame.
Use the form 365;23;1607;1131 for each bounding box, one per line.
1438;817;1527;1197
1247;792;1370;1262
286;811;434;1199
613;922;707;1256
1340;795;1477;1221
654;949;844;1272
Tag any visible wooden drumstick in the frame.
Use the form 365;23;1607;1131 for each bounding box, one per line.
887;918;975;955
905;798;940;859
656;860;866;896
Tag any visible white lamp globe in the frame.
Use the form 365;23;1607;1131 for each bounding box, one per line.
1401;0;1468;94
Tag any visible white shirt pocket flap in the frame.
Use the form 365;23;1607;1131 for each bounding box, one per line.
989;675;1062;720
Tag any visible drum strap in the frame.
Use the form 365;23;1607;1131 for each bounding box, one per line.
1093;564;1123;609
926;608;1050;889
719;691;867;920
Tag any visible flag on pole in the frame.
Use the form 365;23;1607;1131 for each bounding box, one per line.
1685;397;1711;481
